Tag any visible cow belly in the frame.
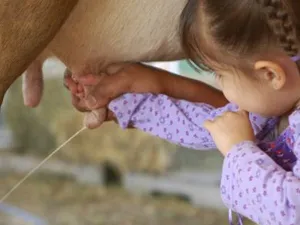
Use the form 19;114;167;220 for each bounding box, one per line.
46;0;186;74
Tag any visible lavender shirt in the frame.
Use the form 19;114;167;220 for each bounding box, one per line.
108;93;300;225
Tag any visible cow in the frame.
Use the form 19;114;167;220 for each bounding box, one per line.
1;0;187;108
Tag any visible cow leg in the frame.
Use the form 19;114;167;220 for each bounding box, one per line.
0;0;78;105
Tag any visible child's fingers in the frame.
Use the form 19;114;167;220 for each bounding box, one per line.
64;75;79;95
77;83;84;93
84;74;129;109
84;89;109;110
77;73;105;86
237;107;249;117
203;119;214;131
71;95;89;112
105;63;128;75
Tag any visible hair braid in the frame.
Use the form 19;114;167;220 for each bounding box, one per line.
257;0;299;56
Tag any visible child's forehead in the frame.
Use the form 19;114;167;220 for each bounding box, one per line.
195;34;250;72
200;52;246;74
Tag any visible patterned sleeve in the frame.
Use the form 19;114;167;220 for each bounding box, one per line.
221;138;300;225
108;93;271;150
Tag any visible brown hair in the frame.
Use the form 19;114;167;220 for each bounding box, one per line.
180;0;300;72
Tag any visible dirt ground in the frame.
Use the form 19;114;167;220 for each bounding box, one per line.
0;174;255;225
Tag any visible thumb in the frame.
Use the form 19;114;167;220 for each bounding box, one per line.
83;108;107;129
237;107;249;117
106;63;128;75
77;73;106;86
203;119;214;131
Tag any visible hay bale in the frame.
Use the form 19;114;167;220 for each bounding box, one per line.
3;78;56;155
4;77;177;174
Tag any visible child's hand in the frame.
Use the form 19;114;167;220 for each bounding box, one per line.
63;69;87;112
64;63;167;111
77;63;166;110
64;69;111;129
204;110;255;156
63;63;166;128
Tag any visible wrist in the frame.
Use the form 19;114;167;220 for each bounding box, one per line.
159;71;178;96
223;140;255;157
128;65;168;94
141;64;175;95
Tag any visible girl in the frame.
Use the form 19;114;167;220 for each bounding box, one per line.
65;0;300;224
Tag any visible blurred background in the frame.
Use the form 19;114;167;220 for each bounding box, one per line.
0;59;254;225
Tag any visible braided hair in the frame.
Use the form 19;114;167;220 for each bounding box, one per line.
180;0;300;71
257;0;299;56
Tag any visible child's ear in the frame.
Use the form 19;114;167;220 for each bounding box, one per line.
254;61;286;90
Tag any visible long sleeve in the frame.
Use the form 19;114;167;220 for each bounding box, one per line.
221;140;300;225
108;93;271;150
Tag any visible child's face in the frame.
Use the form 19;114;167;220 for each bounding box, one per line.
215;58;300;116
